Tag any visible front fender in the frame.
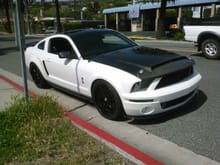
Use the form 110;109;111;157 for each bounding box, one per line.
78;61;140;97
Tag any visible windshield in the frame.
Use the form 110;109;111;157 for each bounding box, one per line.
70;31;137;59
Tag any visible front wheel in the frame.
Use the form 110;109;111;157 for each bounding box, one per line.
201;39;220;59
92;80;125;120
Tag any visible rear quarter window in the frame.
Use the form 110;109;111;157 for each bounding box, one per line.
37;41;45;50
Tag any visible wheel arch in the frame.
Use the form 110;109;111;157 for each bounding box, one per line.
198;32;220;51
28;58;48;79
91;79;121;98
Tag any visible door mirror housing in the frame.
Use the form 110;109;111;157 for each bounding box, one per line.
58;51;75;59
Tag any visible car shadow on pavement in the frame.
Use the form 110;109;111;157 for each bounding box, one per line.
129;90;207;125
190;53;204;58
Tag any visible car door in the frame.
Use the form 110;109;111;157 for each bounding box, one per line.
44;37;79;92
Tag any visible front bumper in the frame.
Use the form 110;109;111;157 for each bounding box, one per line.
121;71;202;117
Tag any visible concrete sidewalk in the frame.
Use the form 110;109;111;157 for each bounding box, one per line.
0;68;220;165
0;78;22;111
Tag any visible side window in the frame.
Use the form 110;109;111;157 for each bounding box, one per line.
48;38;77;59
38;41;45;50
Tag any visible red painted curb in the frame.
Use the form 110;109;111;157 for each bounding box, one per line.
64;111;163;165
0;74;36;97
0;74;163;165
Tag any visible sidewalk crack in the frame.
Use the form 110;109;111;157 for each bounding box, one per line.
68;103;88;112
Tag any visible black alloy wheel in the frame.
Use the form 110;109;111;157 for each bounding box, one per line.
92;80;125;120
30;64;49;88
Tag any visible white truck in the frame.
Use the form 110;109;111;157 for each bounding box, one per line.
183;16;220;59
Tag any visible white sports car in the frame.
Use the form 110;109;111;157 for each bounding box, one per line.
25;29;202;120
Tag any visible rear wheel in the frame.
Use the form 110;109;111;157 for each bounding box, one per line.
201;39;220;59
92;80;125;120
30;64;49;88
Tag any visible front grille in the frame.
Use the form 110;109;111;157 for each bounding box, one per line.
161;91;195;109
156;67;193;89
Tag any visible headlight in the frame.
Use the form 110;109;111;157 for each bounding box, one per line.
131;82;142;92
131;79;153;92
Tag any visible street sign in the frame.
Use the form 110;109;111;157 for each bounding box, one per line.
128;4;141;19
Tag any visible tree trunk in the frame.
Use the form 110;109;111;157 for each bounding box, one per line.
26;7;31;34
4;0;12;33
156;0;167;38
40;0;45;17
55;0;62;33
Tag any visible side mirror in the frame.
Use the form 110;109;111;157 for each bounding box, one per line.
58;51;73;59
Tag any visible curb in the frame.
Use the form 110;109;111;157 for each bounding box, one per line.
64;111;163;165
0;73;163;165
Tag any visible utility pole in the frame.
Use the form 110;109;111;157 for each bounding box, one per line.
15;0;29;103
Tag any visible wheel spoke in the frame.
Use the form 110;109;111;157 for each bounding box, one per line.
95;86;115;115
93;81;123;120
205;43;217;56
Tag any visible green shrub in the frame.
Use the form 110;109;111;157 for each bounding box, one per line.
0;23;5;32
0;22;10;33
62;22;84;31
168;29;184;40
32;21;43;34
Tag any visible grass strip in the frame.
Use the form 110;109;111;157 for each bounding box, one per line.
0;95;133;164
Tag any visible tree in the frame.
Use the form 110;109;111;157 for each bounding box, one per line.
0;0;12;33
146;0;175;38
87;1;100;14
156;0;168;38
23;0;34;34
54;0;62;32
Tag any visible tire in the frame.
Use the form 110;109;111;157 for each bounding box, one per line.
92;80;125;120
30;64;49;88
201;39;220;59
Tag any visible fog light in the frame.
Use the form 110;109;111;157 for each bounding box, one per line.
141;107;155;114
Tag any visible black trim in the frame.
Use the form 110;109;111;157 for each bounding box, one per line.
156;66;193;89
42;61;49;75
128;99;154;103
160;91;196;109
47;81;92;103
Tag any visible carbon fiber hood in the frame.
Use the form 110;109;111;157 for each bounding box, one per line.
91;46;194;79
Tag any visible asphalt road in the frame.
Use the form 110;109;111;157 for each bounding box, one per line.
136;40;220;162
0;36;219;162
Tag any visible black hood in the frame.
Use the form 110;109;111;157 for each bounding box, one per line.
91;46;193;80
